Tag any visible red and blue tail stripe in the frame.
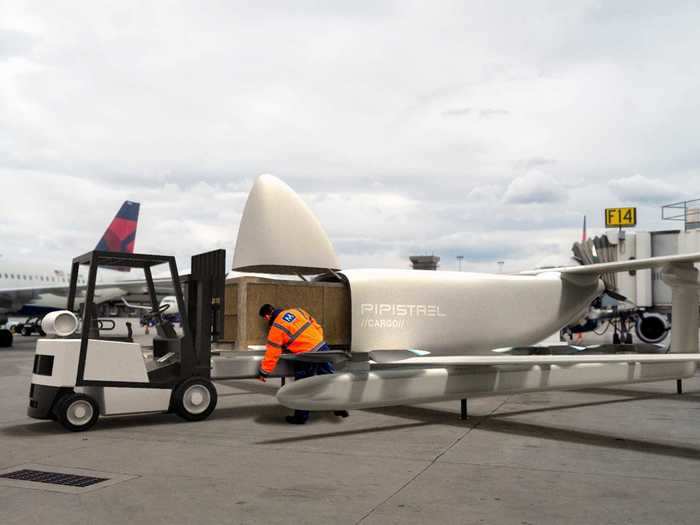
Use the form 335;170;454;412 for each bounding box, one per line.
96;201;140;254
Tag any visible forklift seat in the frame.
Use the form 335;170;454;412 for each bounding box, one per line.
155;320;177;339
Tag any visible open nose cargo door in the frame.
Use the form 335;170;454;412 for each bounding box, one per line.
232;174;340;275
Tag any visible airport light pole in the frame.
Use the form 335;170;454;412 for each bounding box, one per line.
457;255;464;272
497;261;504;273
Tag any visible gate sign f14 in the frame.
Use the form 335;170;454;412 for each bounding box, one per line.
605;207;637;227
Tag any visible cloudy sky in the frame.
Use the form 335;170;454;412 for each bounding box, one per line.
2;1;700;273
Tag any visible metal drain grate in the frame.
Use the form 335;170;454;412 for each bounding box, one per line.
0;469;109;487
0;464;137;494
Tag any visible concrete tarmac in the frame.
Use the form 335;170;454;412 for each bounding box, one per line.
2;336;700;524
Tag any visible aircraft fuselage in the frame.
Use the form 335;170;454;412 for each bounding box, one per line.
343;269;604;355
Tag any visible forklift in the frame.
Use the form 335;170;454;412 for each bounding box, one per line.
27;249;226;431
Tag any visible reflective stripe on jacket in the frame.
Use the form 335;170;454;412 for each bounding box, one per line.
260;308;325;375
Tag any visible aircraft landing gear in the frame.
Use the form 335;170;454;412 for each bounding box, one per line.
460;398;468;420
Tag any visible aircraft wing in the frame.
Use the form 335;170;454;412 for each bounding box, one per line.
372;353;700;368
522;252;700;276
277;346;700;411
286;345;700;368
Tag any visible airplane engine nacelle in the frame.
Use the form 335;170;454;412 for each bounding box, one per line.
635;312;670;344
41;310;79;337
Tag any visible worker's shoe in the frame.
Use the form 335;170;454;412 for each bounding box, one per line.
333;410;349;418
285;415;308;425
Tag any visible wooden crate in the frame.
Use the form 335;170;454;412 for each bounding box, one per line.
220;276;350;349
222;283;238;342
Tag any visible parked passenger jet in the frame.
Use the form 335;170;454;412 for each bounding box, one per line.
0;201;141;347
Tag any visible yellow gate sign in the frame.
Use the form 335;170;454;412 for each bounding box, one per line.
605;207;637;227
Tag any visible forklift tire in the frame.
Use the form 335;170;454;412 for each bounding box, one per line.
173;378;217;422
55;393;99;432
0;329;12;348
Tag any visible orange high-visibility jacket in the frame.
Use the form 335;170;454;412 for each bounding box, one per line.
259;307;326;375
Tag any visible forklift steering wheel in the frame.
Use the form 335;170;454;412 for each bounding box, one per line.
142;303;170;321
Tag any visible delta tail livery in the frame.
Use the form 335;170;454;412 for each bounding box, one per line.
96;200;139;258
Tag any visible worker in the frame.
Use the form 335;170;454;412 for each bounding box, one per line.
257;303;349;424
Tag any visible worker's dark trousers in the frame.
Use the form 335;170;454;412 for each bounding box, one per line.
292;343;334;422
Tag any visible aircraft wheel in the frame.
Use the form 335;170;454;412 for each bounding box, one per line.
21;326;32;337
173;378;217;422
0;329;12;348
55;393;99;432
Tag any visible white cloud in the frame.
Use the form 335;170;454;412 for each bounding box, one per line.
503;171;566;204
608;174;685;204
2;2;700;272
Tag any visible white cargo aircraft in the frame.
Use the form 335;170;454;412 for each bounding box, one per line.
0;201;145;347
230;175;700;412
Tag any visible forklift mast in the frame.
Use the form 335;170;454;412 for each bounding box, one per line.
185;249;226;378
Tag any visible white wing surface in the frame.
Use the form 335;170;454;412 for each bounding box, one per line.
522;252;700;276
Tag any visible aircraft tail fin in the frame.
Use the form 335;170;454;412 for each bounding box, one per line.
95;201;140;269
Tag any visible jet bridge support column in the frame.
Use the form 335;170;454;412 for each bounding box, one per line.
662;263;700;353
662;263;700;393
